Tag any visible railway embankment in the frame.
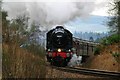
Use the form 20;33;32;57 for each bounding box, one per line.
82;43;120;72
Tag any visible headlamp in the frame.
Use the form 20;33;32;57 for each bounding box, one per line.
58;48;61;52
68;49;71;52
48;49;50;51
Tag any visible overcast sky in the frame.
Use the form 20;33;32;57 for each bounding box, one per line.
2;0;112;33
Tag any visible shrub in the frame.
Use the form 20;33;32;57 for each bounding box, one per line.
94;47;101;55
101;34;120;45
111;51;120;62
112;51;120;58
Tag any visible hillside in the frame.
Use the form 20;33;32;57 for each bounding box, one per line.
2;43;46;78
84;43;120;72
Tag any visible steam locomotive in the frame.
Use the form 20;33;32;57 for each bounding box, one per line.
46;26;73;66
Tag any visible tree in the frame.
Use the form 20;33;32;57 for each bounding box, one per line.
108;1;120;34
89;36;94;41
2;11;10;42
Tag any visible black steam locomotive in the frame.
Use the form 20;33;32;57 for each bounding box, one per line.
46;26;73;66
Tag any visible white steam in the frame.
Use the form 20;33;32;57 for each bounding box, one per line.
2;1;96;29
68;54;82;67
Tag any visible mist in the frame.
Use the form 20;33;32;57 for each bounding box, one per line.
2;1;96;30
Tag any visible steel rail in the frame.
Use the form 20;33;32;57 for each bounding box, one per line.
51;66;120;78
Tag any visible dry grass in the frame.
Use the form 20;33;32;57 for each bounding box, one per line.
2;43;46;78
83;43;120;72
0;43;2;79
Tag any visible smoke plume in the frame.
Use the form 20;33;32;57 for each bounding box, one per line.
2;1;96;29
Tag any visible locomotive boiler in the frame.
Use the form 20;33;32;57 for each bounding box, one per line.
46;26;73;66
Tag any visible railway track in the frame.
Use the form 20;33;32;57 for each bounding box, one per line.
49;65;120;78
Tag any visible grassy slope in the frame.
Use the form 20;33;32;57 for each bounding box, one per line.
84;43;120;72
2;43;46;78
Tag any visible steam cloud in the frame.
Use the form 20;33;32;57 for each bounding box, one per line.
68;54;82;67
2;1;96;29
